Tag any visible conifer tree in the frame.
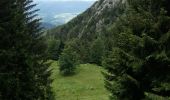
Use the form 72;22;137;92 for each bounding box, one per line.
59;39;79;76
47;39;64;60
90;37;105;65
0;0;52;99
103;0;170;99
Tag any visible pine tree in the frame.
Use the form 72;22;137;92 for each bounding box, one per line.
103;0;170;99
0;0;52;99
47;39;64;60
59;39;79;76
90;37;105;65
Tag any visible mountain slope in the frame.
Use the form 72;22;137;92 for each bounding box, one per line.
41;22;55;29
47;0;125;41
46;0;126;63
46;0;170;99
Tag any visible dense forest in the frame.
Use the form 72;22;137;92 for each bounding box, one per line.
1;0;170;100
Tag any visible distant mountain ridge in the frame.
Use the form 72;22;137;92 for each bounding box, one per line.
41;22;56;29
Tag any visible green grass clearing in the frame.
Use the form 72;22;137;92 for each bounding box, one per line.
50;61;109;100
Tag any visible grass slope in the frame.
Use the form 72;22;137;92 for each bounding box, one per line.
50;61;109;100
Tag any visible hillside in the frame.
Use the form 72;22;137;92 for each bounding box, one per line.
45;0;126;63
41;22;56;29
47;0;125;41
50;61;109;100
46;0;170;99
1;0;170;100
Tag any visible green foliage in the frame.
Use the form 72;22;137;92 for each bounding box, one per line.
103;0;170;100
47;38;64;60
0;0;52;100
59;40;79;76
39;0;170;99
46;0;125;43
77;40;91;63
50;61;109;100
90;37;105;65
103;49;145;100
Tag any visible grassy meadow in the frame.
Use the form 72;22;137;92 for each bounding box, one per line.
50;61;109;100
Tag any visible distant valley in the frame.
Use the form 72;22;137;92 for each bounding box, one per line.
35;1;96;29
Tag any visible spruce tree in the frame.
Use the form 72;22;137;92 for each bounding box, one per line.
0;0;52;100
103;0;170;99
90;37;105;65
59;39;79;76
47;39;64;60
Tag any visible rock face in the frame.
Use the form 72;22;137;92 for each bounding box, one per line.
48;0;125;41
93;0;119;13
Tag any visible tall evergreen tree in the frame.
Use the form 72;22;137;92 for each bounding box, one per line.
103;0;170;99
59;39;79;76
0;0;52;100
47;39;64;60
90;37;105;65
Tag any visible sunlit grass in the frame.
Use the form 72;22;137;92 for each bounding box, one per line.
50;61;109;100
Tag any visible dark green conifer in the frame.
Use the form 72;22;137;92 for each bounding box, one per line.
59;39;79;76
90;37;105;65
103;0;170;99
0;0;52;99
